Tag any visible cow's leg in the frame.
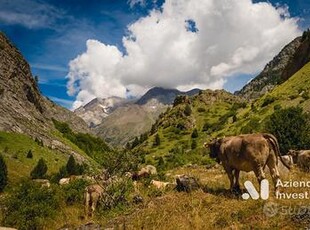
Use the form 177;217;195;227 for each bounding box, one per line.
224;166;234;191
84;190;90;218
233;169;241;193
90;192;99;217
253;163;266;185
267;156;280;192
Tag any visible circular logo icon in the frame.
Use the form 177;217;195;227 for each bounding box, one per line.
263;202;278;217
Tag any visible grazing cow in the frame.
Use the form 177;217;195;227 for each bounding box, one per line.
59;177;71;185
84;184;104;217
206;133;290;192
288;150;310;171
132;165;157;181
32;179;51;188
150;180;171;189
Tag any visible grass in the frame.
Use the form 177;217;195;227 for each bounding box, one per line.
0;131;68;184
42;164;310;230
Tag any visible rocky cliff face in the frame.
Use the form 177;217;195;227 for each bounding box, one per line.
0;32;89;146
236;36;302;99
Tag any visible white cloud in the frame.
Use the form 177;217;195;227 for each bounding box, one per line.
128;0;146;8
0;0;65;29
68;0;301;109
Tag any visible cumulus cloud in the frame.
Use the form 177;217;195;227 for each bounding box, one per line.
68;0;301;109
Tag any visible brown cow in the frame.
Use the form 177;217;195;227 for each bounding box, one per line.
84;184;104;217
288;150;310;171
206;133;290;192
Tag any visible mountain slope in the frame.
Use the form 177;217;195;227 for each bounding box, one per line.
0;32;89;144
0;32;109;176
94;102;168;146
74;96;132;127
133;59;310;169
76;87;201;146
236;35;305;99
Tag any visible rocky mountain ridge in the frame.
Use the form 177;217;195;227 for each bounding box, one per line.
0;32;90;153
236;31;310;99
75;87;201;146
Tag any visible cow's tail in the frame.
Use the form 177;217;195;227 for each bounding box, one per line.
263;133;291;170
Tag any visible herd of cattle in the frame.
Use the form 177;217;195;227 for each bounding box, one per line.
31;133;310;218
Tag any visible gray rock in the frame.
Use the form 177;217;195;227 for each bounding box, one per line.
176;175;200;192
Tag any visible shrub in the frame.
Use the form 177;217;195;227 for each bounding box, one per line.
153;134;161;147
98;178;134;211
197;107;206;113
26;150;33;159
66;155;77;176
30;158;47;179
191;140;197;150
191;128;198;138
184;104;192;116
241;117;261;134
0;154;8;192
265;107;310;153
62;179;89;205
262;96;276;107
2;180;60;230
274;104;282;111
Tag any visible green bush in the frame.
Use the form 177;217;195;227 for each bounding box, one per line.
2;180;61;230
0;154;8;192
30;158;47;179
184;104;192;116
265;106;310;153
197;107;206;113
98;178;134;211
66;155;77;176
26;150;33;159
274;104;282;111
241;117;261;134
191;140;197;150
191;128;198;138
153;134;161;147
62;179;89;205
262;96;276;107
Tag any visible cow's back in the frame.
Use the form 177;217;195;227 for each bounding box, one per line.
221;134;270;172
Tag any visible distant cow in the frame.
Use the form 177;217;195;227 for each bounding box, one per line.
84;184;104;217
59;177;71;185
206;133;290;192
132;165;157;181
288;150;310;171
32;179;51;188
150;180;171;189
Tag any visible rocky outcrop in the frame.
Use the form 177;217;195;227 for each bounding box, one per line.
0;32;89;146
236;36;302;99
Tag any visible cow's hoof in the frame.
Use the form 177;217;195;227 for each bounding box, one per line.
232;186;241;195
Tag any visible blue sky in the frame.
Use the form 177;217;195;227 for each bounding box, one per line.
0;0;309;109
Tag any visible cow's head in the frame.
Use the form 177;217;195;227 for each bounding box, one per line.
204;138;222;162
287;149;299;164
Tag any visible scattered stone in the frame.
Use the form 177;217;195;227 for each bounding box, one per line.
176;175;200;192
133;195;144;204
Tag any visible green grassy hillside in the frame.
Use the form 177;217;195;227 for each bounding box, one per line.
132;62;310;171
0;131;68;184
